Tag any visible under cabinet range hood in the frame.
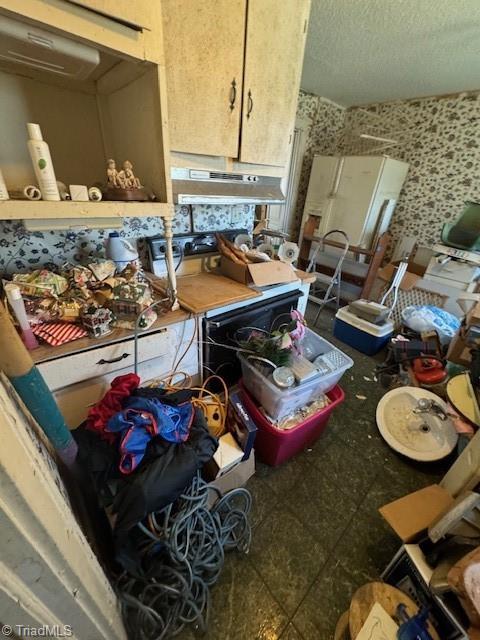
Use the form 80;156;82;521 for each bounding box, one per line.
171;168;285;205
0;14;100;80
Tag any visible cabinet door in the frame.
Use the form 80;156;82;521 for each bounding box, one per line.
162;0;246;158
240;0;310;167
66;0;153;29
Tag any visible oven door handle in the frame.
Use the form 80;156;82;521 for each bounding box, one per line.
205;290;303;330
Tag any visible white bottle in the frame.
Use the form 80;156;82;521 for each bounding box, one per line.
26;123;60;201
0;169;9;200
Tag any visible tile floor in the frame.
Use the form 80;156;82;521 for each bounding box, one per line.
182;305;449;639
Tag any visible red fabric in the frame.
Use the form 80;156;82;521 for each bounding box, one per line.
86;373;140;442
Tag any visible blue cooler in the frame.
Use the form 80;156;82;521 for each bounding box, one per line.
333;306;394;355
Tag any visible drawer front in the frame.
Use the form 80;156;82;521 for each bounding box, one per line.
56;352;199;429
39;328;172;391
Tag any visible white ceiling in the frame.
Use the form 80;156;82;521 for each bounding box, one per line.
301;0;480;106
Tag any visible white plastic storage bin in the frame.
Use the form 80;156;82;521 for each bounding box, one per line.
334;306;394;355
238;328;353;420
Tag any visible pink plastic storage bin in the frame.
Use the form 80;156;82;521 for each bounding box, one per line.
239;381;345;466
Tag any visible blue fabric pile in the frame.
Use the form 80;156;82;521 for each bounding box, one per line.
107;396;194;474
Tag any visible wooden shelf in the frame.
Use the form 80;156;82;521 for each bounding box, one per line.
0;200;174;220
303;234;374;257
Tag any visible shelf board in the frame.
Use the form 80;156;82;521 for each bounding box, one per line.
0;200;174;220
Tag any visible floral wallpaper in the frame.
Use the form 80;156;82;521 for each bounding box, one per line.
292;91;346;239
0;204;254;275
343;92;480;247
294;89;480;250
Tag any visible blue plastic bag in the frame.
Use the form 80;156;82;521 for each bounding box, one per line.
401;305;460;344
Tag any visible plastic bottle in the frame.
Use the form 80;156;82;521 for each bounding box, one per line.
26;123;60;201
4;283;38;350
0;169;9;200
105;231;139;270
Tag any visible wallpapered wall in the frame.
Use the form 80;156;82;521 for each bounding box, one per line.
0;204;254;275
2;89;478;274
294;89;480;249
344;93;480;246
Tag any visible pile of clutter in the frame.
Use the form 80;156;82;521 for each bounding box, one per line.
221;311;351;466
235;310;351;427
3;259;158;346
75;373;253;639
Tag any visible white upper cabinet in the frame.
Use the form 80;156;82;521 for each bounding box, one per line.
162;0;246;158
239;0;310;167
162;0;311;168
0;0;162;63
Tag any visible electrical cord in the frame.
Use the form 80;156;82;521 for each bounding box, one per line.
149;373;229;438
134;297;171;375
116;474;252;639
171;315;196;375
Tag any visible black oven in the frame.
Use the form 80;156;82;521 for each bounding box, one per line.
203;290;303;387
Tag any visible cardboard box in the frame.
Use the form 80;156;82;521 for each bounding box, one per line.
213;433;245;477
467;302;480;327
447;330;473;366
447;302;480;366
379;484;454;543
220;256;297;287
205;450;255;508
377;262;421;291
227;388;257;461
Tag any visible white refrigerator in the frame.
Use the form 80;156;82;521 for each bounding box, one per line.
301;155;409;249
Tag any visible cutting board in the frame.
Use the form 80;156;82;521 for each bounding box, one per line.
176;273;260;313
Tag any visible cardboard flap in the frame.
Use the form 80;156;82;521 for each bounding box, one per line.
378;263;420;291
220;256;298;286
247;261;297;286
379;484;453;542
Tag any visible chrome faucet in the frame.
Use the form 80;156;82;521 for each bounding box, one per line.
413;398;448;421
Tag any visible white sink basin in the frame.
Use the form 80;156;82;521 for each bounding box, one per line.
376;387;458;461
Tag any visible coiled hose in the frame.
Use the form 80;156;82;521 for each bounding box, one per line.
116;473;252;639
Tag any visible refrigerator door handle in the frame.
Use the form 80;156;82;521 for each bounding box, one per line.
329;156;344;198
322;157;344;235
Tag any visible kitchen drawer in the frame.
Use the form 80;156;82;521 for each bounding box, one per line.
55;351;199;429
38;328;171;391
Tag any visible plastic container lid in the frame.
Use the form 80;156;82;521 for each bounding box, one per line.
335;306;394;337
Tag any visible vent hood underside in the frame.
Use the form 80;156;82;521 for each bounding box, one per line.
171;168;285;205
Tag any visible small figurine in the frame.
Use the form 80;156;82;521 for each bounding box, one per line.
103;158;148;201
118;160;142;189
82;306;113;338
106;159;123;188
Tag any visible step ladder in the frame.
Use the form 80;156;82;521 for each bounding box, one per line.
307;229;350;324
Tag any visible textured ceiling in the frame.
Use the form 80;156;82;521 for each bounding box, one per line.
301;0;480;106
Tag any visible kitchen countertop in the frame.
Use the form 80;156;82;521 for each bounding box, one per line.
175;272;261;313
31;270;313;364
32;307;191;365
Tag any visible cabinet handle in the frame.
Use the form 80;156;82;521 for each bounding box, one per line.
97;352;130;365
246;90;253;119
229;78;237;111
